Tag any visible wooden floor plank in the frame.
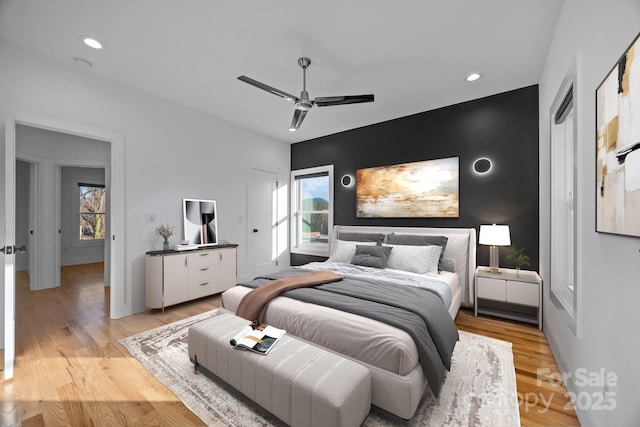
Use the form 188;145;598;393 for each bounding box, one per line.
4;263;579;426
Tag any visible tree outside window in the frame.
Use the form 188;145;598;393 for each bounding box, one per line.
79;184;106;240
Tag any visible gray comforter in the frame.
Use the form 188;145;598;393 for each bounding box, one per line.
239;268;459;396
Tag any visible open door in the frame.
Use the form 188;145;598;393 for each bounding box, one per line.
1;119;17;380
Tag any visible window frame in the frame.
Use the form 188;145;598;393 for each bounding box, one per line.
76;182;106;247
549;62;580;337
290;165;334;257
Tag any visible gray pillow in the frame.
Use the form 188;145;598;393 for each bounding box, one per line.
338;232;385;244
386;233;449;267
351;245;393;269
440;257;457;273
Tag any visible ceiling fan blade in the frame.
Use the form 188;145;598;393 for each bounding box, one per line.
289;109;308;131
314;94;374;107
237;75;298;102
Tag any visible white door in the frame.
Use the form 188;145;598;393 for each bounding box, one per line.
1;119;17;379
248;168;279;278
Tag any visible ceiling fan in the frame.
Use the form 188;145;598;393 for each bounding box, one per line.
238;57;374;132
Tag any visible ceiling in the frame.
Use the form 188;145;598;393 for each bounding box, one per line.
0;0;564;144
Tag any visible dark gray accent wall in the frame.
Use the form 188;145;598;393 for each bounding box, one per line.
291;85;539;270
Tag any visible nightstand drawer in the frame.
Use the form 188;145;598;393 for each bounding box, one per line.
477;276;506;301
507;280;539;306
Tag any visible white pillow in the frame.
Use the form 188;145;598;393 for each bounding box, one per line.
383;244;442;276
327;240;377;263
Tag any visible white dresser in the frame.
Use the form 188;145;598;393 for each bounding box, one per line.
474;266;542;329
146;245;237;310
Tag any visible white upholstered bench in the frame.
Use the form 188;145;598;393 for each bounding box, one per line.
188;310;371;427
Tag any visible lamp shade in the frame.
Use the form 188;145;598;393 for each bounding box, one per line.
479;224;511;246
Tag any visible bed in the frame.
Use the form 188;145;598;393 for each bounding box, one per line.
221;225;476;419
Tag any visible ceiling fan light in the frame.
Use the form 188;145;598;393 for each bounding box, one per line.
466;72;481;82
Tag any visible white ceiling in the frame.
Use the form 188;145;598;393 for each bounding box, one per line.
0;0;564;143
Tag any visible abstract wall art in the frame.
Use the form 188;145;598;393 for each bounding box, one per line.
183;198;218;246
596;32;640;237
356;157;459;218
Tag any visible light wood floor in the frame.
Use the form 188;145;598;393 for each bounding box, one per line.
1;263;579;426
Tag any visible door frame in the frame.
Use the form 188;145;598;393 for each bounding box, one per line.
3;112;127;380
10;111;127;314
2;119;16;379
246;164;285;280
55;162;110;285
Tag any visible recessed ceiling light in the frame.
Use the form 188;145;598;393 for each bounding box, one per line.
466;73;481;82
81;36;103;50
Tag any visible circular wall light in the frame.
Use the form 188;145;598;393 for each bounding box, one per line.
341;174;354;188
472;157;493;175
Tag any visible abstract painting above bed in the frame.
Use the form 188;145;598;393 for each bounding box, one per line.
356;158;460;218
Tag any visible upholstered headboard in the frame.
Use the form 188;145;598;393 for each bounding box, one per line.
331;225;477;307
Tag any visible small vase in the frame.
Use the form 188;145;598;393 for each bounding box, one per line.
163;239;170;251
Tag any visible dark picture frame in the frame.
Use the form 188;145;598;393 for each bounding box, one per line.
596;32;640;237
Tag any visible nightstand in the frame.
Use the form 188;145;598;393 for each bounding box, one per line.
474;267;542;330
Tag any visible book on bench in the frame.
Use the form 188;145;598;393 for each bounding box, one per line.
229;321;286;355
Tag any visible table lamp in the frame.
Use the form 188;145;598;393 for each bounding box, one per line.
479;224;511;273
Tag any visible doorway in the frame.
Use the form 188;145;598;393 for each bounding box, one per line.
15;126;110;291
3;113;127;379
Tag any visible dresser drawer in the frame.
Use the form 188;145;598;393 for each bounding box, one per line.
189;278;220;299
506;280;539;306
189;264;218;284
477;276;506;301
188;250;220;268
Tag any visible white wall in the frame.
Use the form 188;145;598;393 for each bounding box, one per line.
60;167;105;266
539;1;640;426
0;42;291;315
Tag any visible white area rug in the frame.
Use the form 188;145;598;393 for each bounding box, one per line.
119;310;520;426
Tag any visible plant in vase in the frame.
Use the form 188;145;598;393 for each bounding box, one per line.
505;245;531;276
155;223;175;251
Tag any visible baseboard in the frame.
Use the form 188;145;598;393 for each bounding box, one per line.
544;323;596;427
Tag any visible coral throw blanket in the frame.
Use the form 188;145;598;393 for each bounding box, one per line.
236;270;344;321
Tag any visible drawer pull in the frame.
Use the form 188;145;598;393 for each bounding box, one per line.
199;267;209;271
198;282;209;286
200;253;209;257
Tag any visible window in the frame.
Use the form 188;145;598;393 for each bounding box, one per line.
79;183;106;240
290;165;334;256
550;71;579;329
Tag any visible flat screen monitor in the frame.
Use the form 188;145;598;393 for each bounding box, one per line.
183;198;218;246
